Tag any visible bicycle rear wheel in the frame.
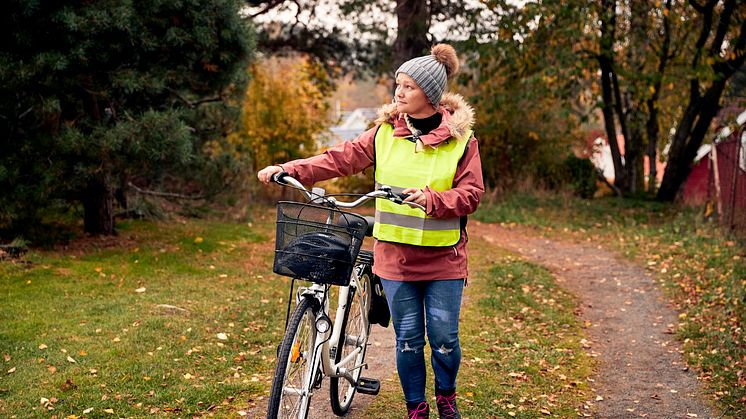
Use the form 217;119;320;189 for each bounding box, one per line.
329;269;372;415
267;296;319;419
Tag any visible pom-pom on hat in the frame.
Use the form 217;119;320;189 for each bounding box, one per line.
396;44;460;106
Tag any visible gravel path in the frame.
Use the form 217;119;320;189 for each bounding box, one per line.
472;221;717;419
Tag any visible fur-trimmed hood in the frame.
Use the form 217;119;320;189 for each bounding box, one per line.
374;92;475;148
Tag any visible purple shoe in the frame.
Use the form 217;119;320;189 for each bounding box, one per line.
435;392;461;419
407;401;430;419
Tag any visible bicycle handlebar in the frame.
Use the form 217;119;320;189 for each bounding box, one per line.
270;172;425;211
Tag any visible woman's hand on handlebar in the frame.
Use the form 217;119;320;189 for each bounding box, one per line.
401;188;426;209
257;165;284;184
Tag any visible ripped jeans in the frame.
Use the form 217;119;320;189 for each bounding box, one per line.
380;278;464;404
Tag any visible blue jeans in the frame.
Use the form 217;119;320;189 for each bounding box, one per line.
380;278;464;404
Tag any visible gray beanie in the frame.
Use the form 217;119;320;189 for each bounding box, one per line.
396;56;447;106
396;44;460;106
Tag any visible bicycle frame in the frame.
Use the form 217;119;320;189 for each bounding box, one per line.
300;267;368;379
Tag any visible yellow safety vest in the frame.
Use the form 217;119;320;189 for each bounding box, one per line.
373;123;472;247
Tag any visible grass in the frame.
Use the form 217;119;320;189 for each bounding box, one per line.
3;191;741;417
363;238;594;418
0;216;287;417
473;190;746;417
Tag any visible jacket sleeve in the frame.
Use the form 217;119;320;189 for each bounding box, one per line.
280;126;377;185
422;136;485;218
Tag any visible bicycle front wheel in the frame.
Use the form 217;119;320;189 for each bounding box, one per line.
267;296;319;419
329;269;372;415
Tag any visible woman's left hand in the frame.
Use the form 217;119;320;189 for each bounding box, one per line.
402;188;426;209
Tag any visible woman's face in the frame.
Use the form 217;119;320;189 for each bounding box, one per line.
395;73;435;118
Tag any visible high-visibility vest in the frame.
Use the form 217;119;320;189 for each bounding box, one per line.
373;123;472;247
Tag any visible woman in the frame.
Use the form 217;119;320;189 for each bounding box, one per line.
258;44;483;419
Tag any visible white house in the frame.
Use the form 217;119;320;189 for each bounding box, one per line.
320;107;378;147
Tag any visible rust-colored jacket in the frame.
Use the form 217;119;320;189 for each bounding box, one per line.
281;93;484;281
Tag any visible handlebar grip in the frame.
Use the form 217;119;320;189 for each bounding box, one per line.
391;191;411;204
271;171;289;184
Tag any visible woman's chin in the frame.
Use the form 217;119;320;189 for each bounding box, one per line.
396;103;409;113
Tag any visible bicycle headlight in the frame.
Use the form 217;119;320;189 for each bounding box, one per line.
315;315;331;334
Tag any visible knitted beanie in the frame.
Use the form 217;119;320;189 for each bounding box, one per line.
396;44;460;106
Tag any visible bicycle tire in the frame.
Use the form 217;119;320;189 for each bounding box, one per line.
329;268;372;415
267;296;319;419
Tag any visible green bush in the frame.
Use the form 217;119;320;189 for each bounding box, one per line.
564;155;597;198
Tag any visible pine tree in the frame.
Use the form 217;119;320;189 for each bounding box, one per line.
0;0;255;237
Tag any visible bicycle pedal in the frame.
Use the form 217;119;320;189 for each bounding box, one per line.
356;377;380;395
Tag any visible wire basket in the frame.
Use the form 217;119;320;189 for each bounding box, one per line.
273;201;368;286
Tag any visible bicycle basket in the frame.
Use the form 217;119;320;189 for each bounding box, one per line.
273;201;368;286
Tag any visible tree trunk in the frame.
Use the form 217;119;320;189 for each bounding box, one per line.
633;133;645;194
611;72;634;193
657;0;745;201
82;177;115;235
625;115;646;194
598;0;625;192
393;0;431;71
645;0;672;194
645;104;659;194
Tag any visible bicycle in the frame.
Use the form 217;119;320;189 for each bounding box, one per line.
265;172;423;419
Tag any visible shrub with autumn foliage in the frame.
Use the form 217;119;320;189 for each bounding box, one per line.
216;57;333;193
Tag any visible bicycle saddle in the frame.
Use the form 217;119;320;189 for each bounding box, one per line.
335;215;374;237
363;216;375;237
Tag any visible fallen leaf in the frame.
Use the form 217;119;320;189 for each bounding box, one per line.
135;287;146;293
60;379;77;391
48;365;57;374
39;344;48;350
67;356;76;363
540;408;551;415
83;408;94;414
3;354;10;362
7;367;16;374
217;333;228;341
104;408;114;414
194;237;204;244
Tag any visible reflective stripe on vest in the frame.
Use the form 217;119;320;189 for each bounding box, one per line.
373;123;472;247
